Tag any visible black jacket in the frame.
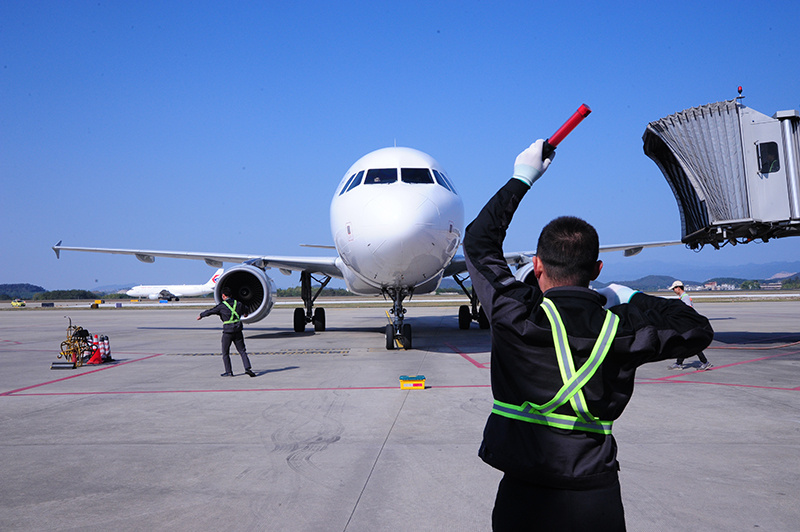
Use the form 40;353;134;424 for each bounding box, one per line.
200;299;246;333
464;178;714;489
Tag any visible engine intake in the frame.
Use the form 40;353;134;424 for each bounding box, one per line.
514;262;537;286
214;264;276;323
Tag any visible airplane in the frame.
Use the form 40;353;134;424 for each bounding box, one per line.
53;146;679;349
125;268;224;301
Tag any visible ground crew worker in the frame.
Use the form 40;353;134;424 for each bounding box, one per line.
197;287;256;377
464;139;714;531
668;280;713;370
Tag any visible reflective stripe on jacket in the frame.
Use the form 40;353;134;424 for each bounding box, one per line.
223;300;241;324
492;297;619;435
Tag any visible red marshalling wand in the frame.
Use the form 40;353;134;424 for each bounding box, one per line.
542;103;592;160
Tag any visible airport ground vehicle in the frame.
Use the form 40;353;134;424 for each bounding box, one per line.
11;299;25;307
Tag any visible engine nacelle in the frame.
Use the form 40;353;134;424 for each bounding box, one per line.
513;262;537;286
214;264;276;323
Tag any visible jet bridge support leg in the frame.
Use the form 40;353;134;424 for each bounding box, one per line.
453;274;489;330
293;271;331;333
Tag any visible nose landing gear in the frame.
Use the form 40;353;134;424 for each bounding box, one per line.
384;287;412;350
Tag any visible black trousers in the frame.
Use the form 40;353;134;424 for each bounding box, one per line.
221;329;251;374
492;474;626;531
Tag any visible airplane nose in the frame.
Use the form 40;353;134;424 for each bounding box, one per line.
356;188;453;284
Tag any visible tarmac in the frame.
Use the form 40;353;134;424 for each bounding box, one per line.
1;300;799;531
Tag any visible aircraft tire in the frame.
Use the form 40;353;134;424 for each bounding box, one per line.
458;305;471;330
402;323;412;350
293;307;306;333
478;306;490;329
313;307;326;332
385;324;396;350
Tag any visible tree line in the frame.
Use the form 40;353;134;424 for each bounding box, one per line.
4;276;800;301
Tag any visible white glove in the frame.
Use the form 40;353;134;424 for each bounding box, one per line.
512;139;555;186
596;283;638;309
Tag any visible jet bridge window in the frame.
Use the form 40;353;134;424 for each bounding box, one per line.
364;168;397;184
757;142;780;174
401;168;434;184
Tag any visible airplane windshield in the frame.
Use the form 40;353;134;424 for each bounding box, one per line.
345;170;364;193
364;168;397;184
339;172;358;195
401;168;434;184
433;169;457;193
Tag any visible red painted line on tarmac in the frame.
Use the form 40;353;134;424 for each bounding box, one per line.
650;349;800;382
645;379;799;392
428;384;491;389
446;342;489;369
0;339;23;345
6;383;492;397
0;353;164;396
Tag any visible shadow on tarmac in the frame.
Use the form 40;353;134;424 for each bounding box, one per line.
248;366;299;376
711;331;800;345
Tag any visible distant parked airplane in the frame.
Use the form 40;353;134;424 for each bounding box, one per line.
125;268;223;301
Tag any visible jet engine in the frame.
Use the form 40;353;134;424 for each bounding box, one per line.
514;262;537;286
214;264;276;323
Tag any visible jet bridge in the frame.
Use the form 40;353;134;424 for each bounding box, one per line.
643;98;800;249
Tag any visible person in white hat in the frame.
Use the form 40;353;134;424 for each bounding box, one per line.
668;281;713;370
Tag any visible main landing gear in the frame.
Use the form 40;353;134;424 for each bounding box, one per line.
384;287;412;350
452;274;490;330
293;271;331;333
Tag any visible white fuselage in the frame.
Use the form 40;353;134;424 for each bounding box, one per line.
126;269;222;299
330;147;464;295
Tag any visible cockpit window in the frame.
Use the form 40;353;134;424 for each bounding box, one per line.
402;168;434;184
345;170;364;193
364;168;397;184
433;169;457;193
339;172;358;195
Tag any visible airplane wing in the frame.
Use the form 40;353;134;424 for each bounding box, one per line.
52;241;343;279
442;240;683;277
443;252;530;278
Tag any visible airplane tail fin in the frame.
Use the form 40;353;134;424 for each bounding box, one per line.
205;268;224;288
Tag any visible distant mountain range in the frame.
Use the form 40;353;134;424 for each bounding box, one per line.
437;261;800;293
597;260;800;287
0;283;46;299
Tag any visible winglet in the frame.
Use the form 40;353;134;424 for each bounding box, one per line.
53;240;62;259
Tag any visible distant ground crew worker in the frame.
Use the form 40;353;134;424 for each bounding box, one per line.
668;280;713;370
197;287;256;377
464;138;714;531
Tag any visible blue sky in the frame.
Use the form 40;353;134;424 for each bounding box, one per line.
2;1;799;290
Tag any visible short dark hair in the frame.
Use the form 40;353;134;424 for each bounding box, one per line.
221;286;232;298
536;216;599;286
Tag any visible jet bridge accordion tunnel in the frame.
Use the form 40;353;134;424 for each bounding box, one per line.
643;99;800;249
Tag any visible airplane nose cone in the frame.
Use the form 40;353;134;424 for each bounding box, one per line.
355;188;455;285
